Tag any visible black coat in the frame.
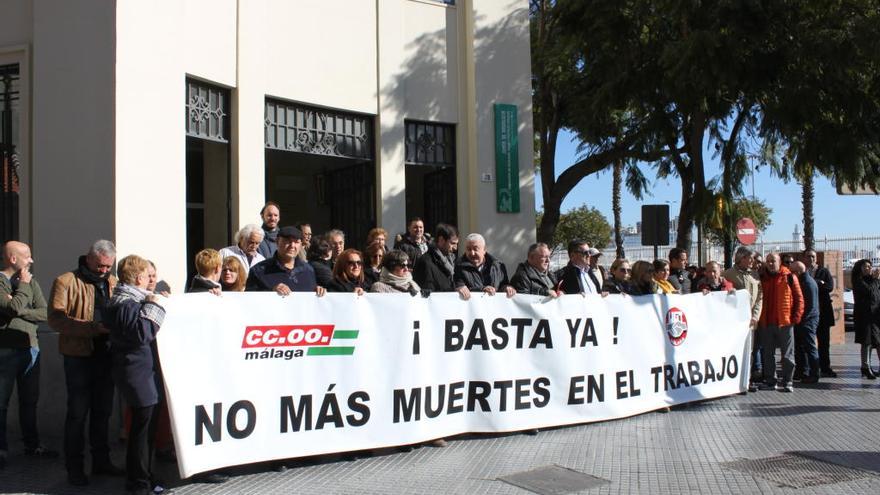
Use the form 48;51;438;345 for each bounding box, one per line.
603;277;632;295
394;233;431;266
510;262;557;296
454;253;510;291
557;263;604;294
852;274;880;346
812;266;835;328
413;247;456;293
325;277;371;293
247;257;318;292
309;259;334;288
109;299;162;408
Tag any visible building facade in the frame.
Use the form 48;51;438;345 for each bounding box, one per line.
0;0;535;289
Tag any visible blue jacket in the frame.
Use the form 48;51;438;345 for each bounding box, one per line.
798;272;820;326
246;256;317;292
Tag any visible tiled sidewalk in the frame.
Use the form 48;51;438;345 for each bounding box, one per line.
2;334;879;494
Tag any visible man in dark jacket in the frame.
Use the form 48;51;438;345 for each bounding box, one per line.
511;243;559;297
791;261;820;383
804;249;837;377
247;226;326;296
668;247;691;294
558;240;600;294
394;218;431;266
257;202;281;258
413;223;459;293
454;233;515;299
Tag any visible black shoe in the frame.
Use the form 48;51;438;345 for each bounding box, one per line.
821;369;838;378
93;461;125;476
862;366;877;379
271;462;287;472
68;470;90;486
801;375;819;384
0;454;6;469
24;446;59;458
196;472;229;484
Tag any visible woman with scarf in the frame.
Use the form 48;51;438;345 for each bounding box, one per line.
653;259;676;294
107;255;167;495
852;259;880;378
370;250;420;295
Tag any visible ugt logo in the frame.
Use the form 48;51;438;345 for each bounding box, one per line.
241;325;359;361
665;307;688;346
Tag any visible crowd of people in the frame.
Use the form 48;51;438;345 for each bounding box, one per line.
1;200;878;495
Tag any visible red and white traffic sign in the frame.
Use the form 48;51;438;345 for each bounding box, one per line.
736;217;757;245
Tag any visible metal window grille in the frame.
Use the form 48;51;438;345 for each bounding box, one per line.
265;99;373;160
405;120;456;167
1;63;21;243
185;79;229;143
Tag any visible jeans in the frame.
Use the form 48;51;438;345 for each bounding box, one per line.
126;404;157;490
63;353;115;472
0;347;40;452
761;325;795;386
795;318;820;378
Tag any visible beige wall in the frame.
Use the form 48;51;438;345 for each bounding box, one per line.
31;0;116;288
470;0;535;264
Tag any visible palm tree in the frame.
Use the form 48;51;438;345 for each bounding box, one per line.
612;161;624;258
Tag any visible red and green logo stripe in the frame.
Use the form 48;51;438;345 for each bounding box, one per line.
307;329;359;356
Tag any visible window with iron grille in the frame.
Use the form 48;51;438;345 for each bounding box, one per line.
265;99;374;160
1;63;21;243
185;79;230;143
405;120;456;167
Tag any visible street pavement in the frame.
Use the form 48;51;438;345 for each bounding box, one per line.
2;333;879;495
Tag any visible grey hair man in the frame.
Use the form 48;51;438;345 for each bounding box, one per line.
327;229;345;262
49;240;124;486
510;243;559;297
453;233;516;300
723;246;764;391
0;241;57;468
219;223;265;271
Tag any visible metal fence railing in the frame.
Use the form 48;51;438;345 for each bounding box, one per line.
549;235;880;271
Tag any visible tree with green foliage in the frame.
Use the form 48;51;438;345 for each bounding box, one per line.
702;198;772;248
536;206;612;252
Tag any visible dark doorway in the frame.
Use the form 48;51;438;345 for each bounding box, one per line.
185;80;231;278
404;120;457;233
264;99;376;248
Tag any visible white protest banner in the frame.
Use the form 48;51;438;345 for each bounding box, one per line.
157;291;752;477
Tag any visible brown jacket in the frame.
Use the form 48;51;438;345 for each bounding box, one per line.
49;270;117;357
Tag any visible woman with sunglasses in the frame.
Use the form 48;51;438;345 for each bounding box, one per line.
370;250;420;295
852;258;880;378
603;258;632;294
326;249;372;294
629;260;658;295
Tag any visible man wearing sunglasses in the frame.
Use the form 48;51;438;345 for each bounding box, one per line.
558;240;600;295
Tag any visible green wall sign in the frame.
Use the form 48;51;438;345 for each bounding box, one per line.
494;103;520;213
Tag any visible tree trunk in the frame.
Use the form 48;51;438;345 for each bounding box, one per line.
537;192;562;246
613;161;624;258
801;169;815;251
675;162;695;251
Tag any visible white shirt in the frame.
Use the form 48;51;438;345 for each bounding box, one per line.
219;245;265;271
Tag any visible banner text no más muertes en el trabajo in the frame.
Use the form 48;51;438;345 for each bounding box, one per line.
157;291;752;477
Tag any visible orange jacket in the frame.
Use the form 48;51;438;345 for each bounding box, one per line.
759;266;803;327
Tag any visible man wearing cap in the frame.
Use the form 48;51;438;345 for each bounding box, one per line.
558;240;601;295
246;226;326;296
586;248;606;292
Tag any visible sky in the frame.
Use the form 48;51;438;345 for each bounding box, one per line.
534;129;880;242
